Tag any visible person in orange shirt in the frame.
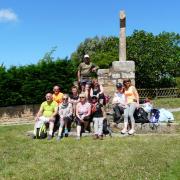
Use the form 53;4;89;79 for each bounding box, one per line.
52;85;64;104
121;79;139;135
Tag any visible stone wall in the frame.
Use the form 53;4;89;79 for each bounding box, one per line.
97;60;135;97
0;104;39;125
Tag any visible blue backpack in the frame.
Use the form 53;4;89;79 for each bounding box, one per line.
149;109;160;129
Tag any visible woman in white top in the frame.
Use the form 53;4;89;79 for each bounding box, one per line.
112;83;126;123
75;93;91;140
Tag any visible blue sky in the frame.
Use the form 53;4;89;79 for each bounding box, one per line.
0;0;180;68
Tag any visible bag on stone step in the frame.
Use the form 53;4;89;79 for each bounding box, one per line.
36;123;48;139
149;109;160;129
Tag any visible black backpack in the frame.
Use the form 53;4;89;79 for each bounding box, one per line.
134;108;149;123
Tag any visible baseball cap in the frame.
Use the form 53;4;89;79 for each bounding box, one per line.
84;54;90;59
116;82;123;88
91;95;98;99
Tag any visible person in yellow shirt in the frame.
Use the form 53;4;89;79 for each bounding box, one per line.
121;79;139;135
52;85;64;104
33;93;58;140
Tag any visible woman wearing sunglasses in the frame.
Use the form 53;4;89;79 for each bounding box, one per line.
57;94;73;141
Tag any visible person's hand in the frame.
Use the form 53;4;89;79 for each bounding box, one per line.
136;103;140;108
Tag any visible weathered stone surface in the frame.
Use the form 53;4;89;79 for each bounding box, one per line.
0;104;39;124
112;61;135;72
112;73;121;79
97;69;109;76
121;72;135;79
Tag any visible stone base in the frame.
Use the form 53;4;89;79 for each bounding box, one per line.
26;122;180;137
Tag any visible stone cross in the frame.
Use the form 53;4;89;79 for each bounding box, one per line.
119;10;126;61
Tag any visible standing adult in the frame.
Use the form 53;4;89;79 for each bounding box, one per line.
77;54;99;85
121;79;139;135
75;93;91;140
33;93;58;140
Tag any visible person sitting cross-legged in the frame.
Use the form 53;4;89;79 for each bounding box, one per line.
32;93;58;140
57;94;73;141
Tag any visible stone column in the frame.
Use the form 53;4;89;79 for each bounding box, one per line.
119;10;126;61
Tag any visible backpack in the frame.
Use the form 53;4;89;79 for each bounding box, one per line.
103;118;112;137
134;108;149;123
36;123;48;139
158;108;174;122
149;109;160;129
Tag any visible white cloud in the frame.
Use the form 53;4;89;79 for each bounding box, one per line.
0;9;18;22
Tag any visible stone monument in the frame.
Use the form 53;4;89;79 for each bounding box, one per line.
97;10;135;97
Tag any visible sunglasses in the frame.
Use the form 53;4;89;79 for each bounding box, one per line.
63;98;68;100
80;97;85;98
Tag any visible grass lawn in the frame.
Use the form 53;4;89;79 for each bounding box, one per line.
153;98;180;109
0;125;180;180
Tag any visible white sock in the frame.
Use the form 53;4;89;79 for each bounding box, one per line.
77;125;81;137
58;127;63;137
49;130;53;136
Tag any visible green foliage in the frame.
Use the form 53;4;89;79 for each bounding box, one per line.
71;31;180;88
0;51;76;106
71;36;119;68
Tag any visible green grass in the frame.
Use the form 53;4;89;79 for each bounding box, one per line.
0;125;180;180
153;98;180;109
173;111;180;123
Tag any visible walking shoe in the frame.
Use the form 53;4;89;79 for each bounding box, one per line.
47;135;52;140
121;128;128;135
128;129;135;135
56;136;61;141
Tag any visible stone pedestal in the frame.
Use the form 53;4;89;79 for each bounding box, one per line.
97;60;135;97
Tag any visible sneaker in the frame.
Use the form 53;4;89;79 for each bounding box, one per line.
56;136;61;141
121;128;128;134
47;135;52;140
128;129;135;135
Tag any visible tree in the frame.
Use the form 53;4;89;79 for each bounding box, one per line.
71;30;180;88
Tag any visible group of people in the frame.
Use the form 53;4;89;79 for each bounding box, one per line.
32;54;140;141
